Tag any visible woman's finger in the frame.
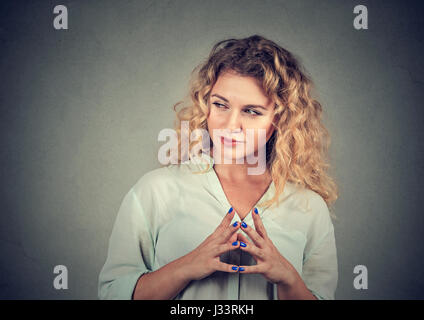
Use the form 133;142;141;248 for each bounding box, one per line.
213;207;236;235
252;208;269;239
237;238;264;260
229;231;238;244
215;241;240;256
237;264;266;274
240;220;265;248
214;260;240;273
236;232;250;244
219;220;241;244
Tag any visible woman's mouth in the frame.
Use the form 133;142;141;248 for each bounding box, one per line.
221;136;244;147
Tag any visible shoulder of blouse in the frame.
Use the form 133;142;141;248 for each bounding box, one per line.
279;182;331;219
130;161;208;195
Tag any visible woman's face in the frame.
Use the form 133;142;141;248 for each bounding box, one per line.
206;70;276;165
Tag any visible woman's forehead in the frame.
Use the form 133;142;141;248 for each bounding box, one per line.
211;72;273;108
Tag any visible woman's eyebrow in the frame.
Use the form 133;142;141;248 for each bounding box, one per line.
211;93;268;110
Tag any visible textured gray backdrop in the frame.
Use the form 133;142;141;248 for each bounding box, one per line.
0;0;423;299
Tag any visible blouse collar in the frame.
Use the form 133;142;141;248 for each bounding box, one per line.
194;151;276;220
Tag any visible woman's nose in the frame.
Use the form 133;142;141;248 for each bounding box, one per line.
225;110;242;131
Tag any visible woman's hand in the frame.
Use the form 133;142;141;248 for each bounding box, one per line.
236;208;299;287
180;207;241;281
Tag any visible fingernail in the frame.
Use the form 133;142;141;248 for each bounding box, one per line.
232;221;238;227
228;207;233;214
238;267;245;271
232;241;238;246
254;208;258;214
232;266;238;271
240;241;247;247
241;222;247;228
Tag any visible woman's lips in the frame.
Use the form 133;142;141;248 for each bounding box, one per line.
221;136;245;146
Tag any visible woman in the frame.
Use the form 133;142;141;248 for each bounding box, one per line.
98;35;339;300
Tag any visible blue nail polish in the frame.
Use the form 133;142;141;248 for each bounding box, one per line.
232;241;238;246
240;241;247;247
239;267;245;271
232;266;238;271
241;222;247;228
228;207;233;214
254;208;258;214
232;221;238;227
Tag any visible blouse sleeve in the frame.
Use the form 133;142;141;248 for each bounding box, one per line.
98;188;155;300
301;196;338;300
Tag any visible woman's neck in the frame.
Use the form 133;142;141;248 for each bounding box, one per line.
213;162;272;185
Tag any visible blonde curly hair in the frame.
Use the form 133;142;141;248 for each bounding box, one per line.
170;35;338;217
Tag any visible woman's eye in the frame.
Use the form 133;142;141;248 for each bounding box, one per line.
212;102;227;109
212;103;261;116
244;109;262;116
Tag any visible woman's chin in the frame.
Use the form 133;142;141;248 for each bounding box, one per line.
212;151;249;165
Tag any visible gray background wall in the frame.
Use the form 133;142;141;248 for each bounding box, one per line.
0;0;423;299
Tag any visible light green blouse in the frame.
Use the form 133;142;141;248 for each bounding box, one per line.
98;154;338;300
